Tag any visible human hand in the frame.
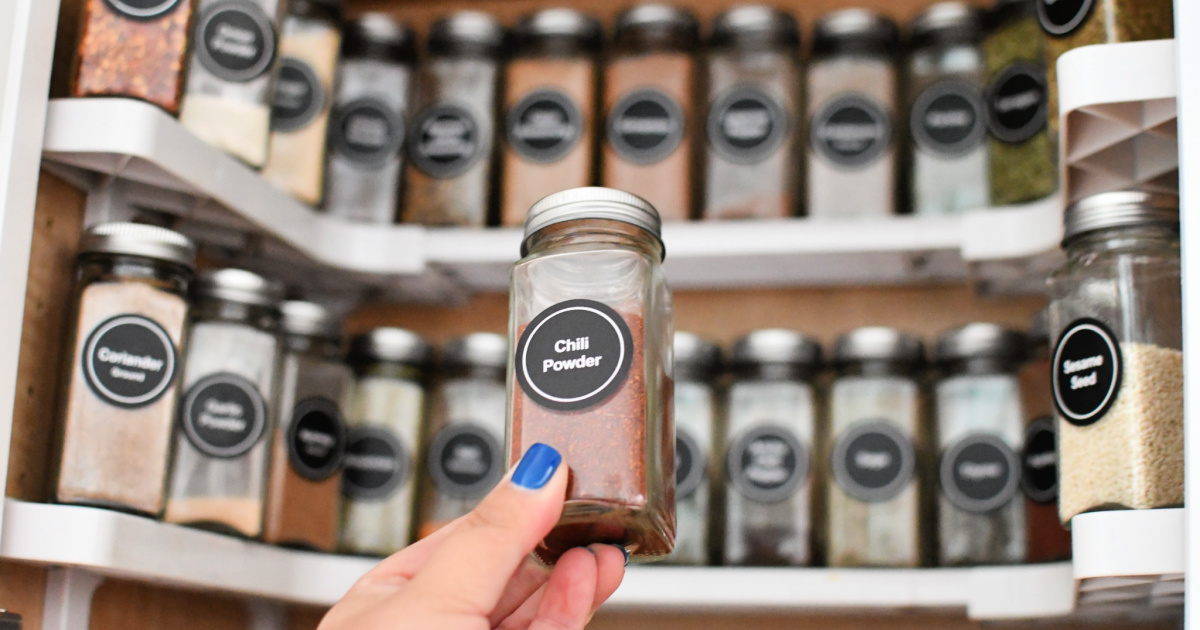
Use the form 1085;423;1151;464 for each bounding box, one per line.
319;443;627;630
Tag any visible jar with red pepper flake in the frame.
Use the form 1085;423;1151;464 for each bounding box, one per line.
507;187;675;563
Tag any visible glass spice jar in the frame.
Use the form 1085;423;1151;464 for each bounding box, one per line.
508;187;674;563
179;0;288;167
401;12;506;227
806;9;901;218
702;6;802;221
984;0;1056;207
664;332;721;566
1047;192;1182;524
602;4;699;223
323;14;415;224
260;0;343;206
164;269;285;537
72;0;196;113
906;3;989;216
340;328;432;556
262;301;351;551
416;333;508;539
722;329;821;567
933;323;1027;566
54;223;196;516
826;327;927;567
500;9;602;227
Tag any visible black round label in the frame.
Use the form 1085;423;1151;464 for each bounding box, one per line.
271;58;325;133
831;421;916;503
726;425;808;504
707;86;788;164
409;103;483;179
910;81;987;157
180;373;267;459
195;2;277;83
82;315;177;409
987;63;1049;144
1037;0;1095;36
1021;416;1058;504
675;428;706;500
506;90;583;163
286;398;346;482
342;426;409;501
939;434;1021;513
427;423;503;499
515;299;634;412
1052;318;1123;427
607;88;685;165
329;97;403;167
103;0;181;20
811;94;892;169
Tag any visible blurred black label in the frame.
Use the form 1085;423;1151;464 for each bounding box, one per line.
271;58;325;133
811;94;891;169
195;2;276;83
181;372;267;459
287;398;346;481
1021;417;1059;504
1053;318;1122;427
428;423;503;499
342;426;409;500
608;88;685;164
675;427;706;500
507;89;583;163
330;97;403;167
727;425;808;504
940;433;1021;513
410;103;482;179
987;62;1048;144
831;420;915;503
911;80;987;157
1037;0;1095;36
708;86;787;164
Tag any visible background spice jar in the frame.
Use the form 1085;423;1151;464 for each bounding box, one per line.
722;329;820;567
602;4;700;223
416;333;508;539
164;269;285;538
55;223;196;516
825;327;927;567
401;12;505;227
179;0;288;167
702;6;802;221
500;9;602;227
340;328;432;556
323;14;415;224
1047;192;1183;524
260;0;343;206
665;332;721;566
508;187;674;563
906;2;989;216
806;9;901;219
72;0;196;113
262;301;351;552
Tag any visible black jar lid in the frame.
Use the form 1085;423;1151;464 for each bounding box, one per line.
343;13;415;63
1062;191;1179;245
428;11;506;58
350;327;434;367
833;327;924;369
614;4;699;52
934;323;1027;373
194;269;285;309
812;8;899;57
514;8;602;56
280;300;341;341
674;332;723;382
442;332;508;370
710;5;800;50
909;1;983;49
79;222;197;270
731;329;822;380
289;0;342;25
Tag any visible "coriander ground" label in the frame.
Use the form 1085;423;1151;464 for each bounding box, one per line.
83;314;177;409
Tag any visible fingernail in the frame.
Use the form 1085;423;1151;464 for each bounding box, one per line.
511;443;561;490
609;544;630;566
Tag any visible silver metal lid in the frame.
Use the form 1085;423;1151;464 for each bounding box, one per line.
710;5;800;49
909;2;983;48
350;327;433;365
934;323;1026;363
674;332;722;374
79;222;196;269
1063;191;1179;244
521;187;664;258
280;301;341;340
731;329;822;366
515;8;602;49
813;8;899;56
833;327;924;364
194;268;285;308
442;332;507;369
428;11;506;57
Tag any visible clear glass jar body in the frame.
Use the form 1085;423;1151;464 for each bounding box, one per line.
263;336;352;551
339;362;426;555
703;46;802;220
664;377;716;565
934;364;1027;566
1047;225;1183;523
722;371;815;566
164;299;282;537
55;254;191;515
826;365;926;567
417;365;508;539
507;220;674;562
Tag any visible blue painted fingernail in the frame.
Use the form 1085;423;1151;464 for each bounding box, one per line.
511;443;561;490
609;544;630;566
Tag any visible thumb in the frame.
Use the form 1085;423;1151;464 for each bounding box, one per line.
395;443;567;615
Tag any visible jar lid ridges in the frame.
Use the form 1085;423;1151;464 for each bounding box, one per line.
1063;191;1179;244
80;222;197;269
521;187;664;258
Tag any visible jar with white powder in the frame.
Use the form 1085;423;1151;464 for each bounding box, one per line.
933;323;1027;566
666;332;721;565
723;329;821;567
340;327;432;556
1048;192;1183;524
